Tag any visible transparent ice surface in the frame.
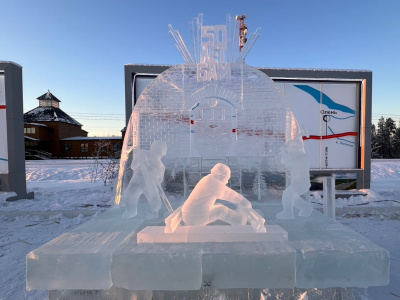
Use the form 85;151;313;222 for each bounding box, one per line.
26;207;147;291
277;140;313;219
115;14;310;220
168;24;193;64
120;141;169;219
115;62;302;205
139;225;287;243
27;205;389;291
165;163;266;233
112;231;296;291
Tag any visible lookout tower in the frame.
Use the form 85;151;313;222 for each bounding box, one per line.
37;90;61;108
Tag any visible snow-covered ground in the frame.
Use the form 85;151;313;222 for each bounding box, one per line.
0;159;399;299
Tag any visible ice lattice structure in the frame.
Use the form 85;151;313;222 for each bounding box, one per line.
115;14;311;220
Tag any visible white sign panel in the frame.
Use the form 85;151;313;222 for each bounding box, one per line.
277;82;359;169
0;74;8;174
134;76;156;107
135;77;360;170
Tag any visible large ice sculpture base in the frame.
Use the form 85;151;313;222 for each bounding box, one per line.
26;205;390;296
112;238;295;290
137;225;287;243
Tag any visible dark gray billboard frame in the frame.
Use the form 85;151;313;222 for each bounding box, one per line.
0;62;34;201
124;64;372;189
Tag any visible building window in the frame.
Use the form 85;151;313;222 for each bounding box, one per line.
39;100;53;107
81;143;88;153
24;127;36;134
25;140;38;147
65;144;72;153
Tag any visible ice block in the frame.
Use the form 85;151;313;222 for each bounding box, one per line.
137;225;287;243
290;224;390;288
26;207;146;290
113;228;295;291
271;206;390;288
201;241;296;289
112;237;203;291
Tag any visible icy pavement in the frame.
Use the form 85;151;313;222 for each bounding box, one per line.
0;159;399;299
340;216;400;299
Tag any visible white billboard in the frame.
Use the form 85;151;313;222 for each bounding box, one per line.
0;74;8;174
134;77;360;169
276;82;359;169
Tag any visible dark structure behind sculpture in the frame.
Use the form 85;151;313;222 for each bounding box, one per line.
0;62;34;200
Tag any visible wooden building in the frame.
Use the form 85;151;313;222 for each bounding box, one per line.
24;91;121;159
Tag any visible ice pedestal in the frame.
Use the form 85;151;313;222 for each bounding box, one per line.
48;287;357;300
287;222;390;288
49;287;152;300
112;238;295;290
26;207;147;290
267;205;390;289
132;223;292;290
201;242;295;289
112;241;203;291
26;205;390;293
137;225;287;243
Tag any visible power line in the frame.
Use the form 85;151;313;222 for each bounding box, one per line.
68;111;124;116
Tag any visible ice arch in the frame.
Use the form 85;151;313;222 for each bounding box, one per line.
115;63;303;205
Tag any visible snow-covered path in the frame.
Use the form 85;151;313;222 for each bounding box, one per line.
0;159;399;299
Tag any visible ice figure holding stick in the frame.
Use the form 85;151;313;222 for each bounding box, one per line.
165;163;266;233
122;141;171;219
276;140;313;219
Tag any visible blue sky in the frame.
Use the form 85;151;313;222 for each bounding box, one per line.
1;0;399;136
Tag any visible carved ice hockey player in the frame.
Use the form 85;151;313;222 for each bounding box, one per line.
276;140;313;219
122;141;167;219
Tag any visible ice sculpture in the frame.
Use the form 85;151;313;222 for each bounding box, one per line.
121;140;168;219
276;140;313;219
115;13;313;221
165;163;266;233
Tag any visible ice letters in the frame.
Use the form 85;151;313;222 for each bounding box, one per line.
165;163;266;233
115;13;313;222
121;141;167;219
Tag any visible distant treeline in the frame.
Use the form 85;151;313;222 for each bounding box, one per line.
371;117;400;158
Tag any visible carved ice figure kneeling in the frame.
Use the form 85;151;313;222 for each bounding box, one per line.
121;141;167;219
276;139;313;219
165;163;266;233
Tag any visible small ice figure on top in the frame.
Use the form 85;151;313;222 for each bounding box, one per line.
165;163;266;233
276;139;313;219
121;141;167;219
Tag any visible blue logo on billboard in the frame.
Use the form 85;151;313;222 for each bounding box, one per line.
294;85;355;114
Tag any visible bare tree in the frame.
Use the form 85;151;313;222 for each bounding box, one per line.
90;140;120;186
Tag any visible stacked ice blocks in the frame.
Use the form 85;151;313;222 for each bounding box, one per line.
273;213;390;288
26;206;390;292
112;235;295;290
26;208;147;290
